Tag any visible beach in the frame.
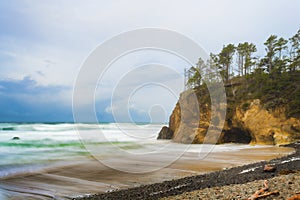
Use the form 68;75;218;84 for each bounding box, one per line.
76;142;300;200
0;123;298;199
163;171;300;200
1;145;295;199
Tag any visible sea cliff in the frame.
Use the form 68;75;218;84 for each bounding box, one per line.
158;72;300;145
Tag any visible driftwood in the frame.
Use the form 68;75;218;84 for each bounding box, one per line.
263;164;276;172
247;180;279;200
287;193;300;200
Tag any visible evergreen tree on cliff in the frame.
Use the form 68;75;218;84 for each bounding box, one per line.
187;58;205;88
236;42;257;76
289;29;300;72
260;35;288;74
216;44;235;81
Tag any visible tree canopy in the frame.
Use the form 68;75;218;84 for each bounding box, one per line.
186;29;300;87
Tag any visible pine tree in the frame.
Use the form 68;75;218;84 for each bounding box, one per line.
217;44;235;81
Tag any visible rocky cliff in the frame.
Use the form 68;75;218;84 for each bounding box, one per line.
158;72;300;145
233;99;300;144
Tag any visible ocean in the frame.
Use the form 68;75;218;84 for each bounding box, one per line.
0;123;294;199
0;123;166;177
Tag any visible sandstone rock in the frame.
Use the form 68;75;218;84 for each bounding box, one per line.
160;86;300;145
234;99;300;145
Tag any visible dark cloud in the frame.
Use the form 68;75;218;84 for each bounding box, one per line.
0;77;73;122
0;77;125;122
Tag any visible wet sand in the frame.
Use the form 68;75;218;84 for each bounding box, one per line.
77;143;300;200
0;145;295;199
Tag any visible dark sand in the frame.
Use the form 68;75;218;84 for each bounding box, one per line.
0;145;295;199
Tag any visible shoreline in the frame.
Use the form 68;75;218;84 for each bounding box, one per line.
0;143;296;199
75;142;300;200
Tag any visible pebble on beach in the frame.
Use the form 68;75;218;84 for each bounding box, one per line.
162;171;300;200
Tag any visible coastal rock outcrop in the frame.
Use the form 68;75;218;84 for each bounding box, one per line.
157;126;173;139
11;136;20;140
158;89;300;145
234;99;300;145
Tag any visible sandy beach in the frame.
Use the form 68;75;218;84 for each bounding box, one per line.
0;144;295;199
75;142;300;200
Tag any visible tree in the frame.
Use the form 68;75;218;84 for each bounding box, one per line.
276;37;288;59
262;35;288;74
289;29;300;72
244;43;257;75
217;44;235;81
236;42;257;76
274;37;288;73
264;35;278;73
236;43;246;76
187;58;205;88
205;53;221;82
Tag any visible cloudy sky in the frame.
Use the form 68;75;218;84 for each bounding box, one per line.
0;0;299;122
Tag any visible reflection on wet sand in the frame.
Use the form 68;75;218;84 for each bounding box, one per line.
0;146;294;199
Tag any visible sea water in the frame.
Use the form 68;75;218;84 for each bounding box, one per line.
0;123;275;177
0;123;291;199
0;123;166;177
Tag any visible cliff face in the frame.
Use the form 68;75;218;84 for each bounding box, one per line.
168;90;211;144
158;76;300;145
233;99;300;145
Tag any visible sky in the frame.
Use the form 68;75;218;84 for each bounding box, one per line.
0;0;299;122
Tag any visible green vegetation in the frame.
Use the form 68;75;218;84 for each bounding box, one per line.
234;70;300;118
187;29;300;118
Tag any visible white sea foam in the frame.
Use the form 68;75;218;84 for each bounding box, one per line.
0;123;164;177
239;166;260;174
281;157;300;163
0;123;294;179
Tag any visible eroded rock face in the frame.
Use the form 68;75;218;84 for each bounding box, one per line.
159;90;300;145
168;90;211;144
234;99;300;145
